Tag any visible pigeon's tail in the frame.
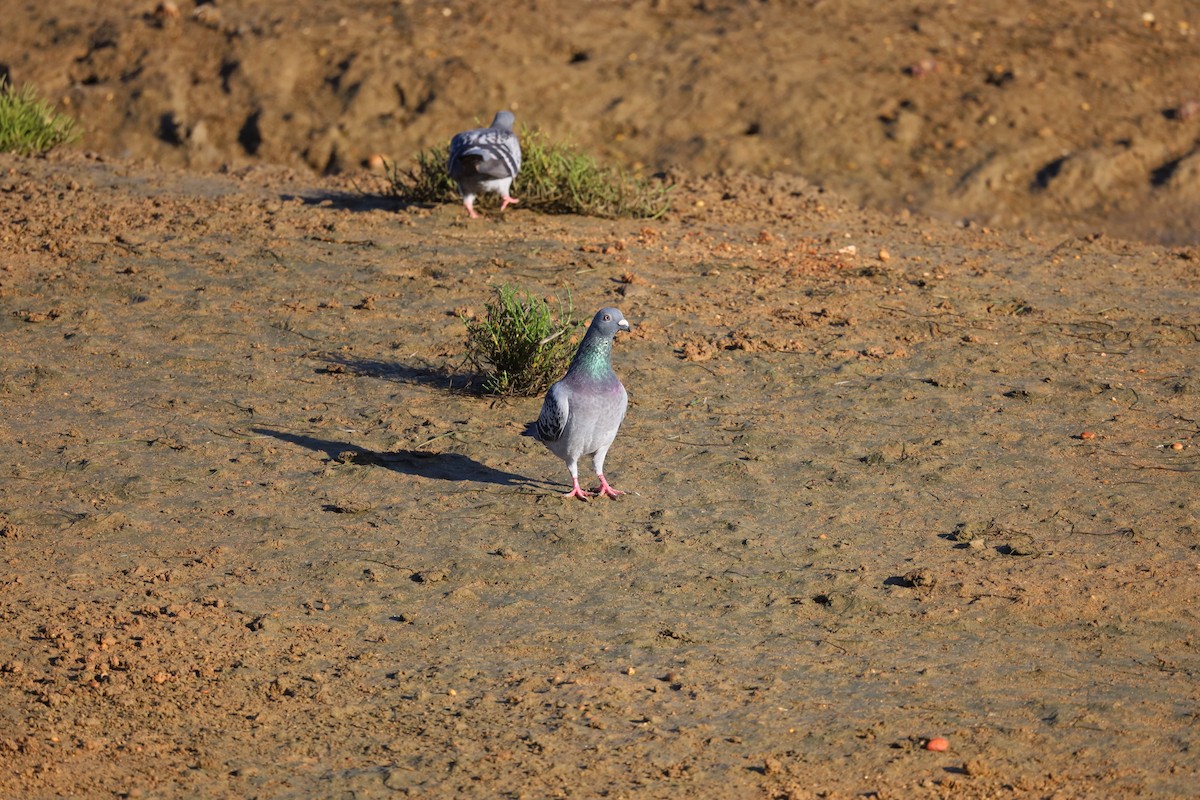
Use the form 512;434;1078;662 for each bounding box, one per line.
448;151;480;179
521;421;541;440
452;151;515;182
453;152;486;175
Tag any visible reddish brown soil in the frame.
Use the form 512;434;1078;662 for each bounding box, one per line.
7;0;1200;242
2;3;1200;799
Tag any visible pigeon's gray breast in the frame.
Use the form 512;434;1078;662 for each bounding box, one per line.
549;373;626;458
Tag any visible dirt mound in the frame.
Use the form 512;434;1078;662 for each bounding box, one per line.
7;0;1200;242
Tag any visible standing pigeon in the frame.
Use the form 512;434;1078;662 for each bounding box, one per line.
447;110;522;219
534;308;631;500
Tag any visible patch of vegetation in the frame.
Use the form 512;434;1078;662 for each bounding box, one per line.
387;126;671;219
386;146;456;205
0;78;78;156
462;285;580;396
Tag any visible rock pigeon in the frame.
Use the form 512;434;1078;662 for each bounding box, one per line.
534;307;631;500
447;110;522;219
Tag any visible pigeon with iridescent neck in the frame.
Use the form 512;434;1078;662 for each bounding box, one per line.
534;307;631;500
447;110;522;219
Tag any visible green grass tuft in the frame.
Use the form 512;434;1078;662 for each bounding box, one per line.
386;146;457;205
462;285;580;397
387;126;671;219
0;78;78;156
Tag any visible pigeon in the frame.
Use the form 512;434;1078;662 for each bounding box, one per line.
534;307;631;500
447;110;522;219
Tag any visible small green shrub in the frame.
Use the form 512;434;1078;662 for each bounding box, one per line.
462;285;579;396
0;78;78;156
386;146;456;205
388;126;671;219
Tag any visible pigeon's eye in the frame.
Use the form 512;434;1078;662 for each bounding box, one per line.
603;314;611;321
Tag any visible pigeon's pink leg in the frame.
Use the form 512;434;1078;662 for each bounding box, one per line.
596;474;625;499
500;195;521;211
563;477;594;500
464;198;480;219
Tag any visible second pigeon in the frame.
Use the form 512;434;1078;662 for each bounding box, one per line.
447;110;522;219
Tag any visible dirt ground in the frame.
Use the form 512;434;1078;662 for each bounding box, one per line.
2;2;1200;799
6;0;1200;244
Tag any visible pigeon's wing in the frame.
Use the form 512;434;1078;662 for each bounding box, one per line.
536;382;570;443
449;128;520;181
447;130;477;178
507;133;522;175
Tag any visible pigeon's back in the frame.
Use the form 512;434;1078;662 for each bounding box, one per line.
448;114;521;183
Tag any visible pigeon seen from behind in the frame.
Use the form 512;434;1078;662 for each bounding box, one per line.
534;307;631;500
447;110;522;219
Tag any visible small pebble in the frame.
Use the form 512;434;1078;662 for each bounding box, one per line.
925;736;950;752
1079;431;1096;440
1171;442;1184;451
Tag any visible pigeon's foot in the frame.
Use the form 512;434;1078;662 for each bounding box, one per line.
563;479;594;501
596;474;625;499
464;200;480;219
500;195;521;211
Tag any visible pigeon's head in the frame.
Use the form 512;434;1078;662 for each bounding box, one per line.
589;307;631;338
491;111;516;131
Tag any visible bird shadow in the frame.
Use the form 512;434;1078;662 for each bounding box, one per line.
279;189;433;214
312;352;485;392
253;427;538;488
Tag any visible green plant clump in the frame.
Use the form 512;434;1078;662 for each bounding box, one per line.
387;146;457;205
462;285;579;397
388;126;671;219
0;78;78;156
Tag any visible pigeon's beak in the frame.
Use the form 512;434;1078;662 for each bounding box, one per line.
618;318;631;332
